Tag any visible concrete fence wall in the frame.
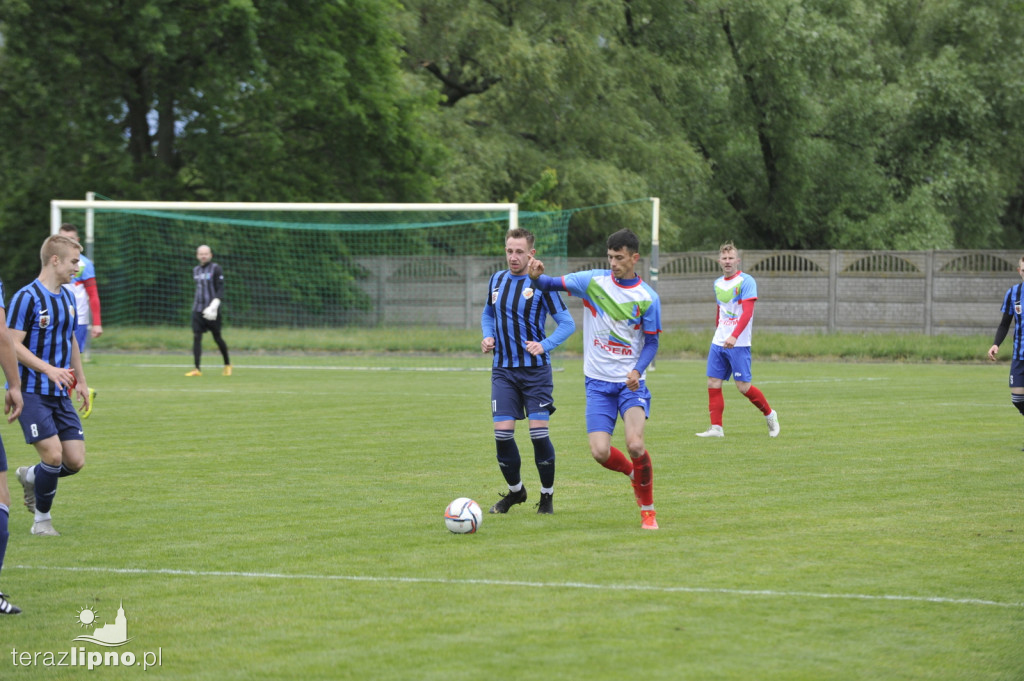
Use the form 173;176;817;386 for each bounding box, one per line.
356;250;1022;335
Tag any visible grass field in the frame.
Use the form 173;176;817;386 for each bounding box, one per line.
1;353;1022;680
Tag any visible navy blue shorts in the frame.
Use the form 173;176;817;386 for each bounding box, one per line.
18;393;84;445
584;377;651;434
706;344;753;382
1010;358;1024;389
491;366;555;422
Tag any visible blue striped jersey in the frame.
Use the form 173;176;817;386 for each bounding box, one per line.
482;271;569;368
7;280;79;395
1000;283;1024;360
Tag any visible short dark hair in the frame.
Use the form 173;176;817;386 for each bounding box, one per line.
505;227;535;249
59;222;80;236
607;229;640;254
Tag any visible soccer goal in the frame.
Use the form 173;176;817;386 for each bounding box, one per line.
50;196;571;347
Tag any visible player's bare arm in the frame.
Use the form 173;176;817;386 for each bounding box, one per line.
69;335;90;412
0;319;23;422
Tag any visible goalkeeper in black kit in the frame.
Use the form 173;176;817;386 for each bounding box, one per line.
186;245;232;377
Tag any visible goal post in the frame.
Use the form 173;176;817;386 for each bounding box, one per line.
49;197;566;335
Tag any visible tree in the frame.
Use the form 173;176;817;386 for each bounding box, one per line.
0;0;443;283
399;0;706;254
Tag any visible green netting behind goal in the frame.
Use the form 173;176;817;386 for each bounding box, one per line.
55;205;571;330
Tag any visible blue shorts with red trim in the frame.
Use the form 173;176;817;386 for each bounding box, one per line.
584;377;651;434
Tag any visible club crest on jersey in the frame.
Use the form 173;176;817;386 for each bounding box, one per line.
39;310;50;328
1016;303;1021;315
491;290;499;304
522;288;534;300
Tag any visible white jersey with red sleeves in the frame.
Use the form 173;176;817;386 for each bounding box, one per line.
560;270;661;383
712;271;757;347
63;253;96;325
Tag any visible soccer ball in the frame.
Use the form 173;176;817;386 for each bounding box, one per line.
444;497;482;534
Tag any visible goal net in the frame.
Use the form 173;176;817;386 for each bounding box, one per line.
51;199;570;339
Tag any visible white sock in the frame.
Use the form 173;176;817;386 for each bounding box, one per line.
24;465;35;485
34;510;51;523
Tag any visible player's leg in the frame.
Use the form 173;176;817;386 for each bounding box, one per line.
585;379;632;472
619;381;657;529
528;415;555;514
0;443;21;614
26;436;63;536
733;348;779;437
187;312;204;376
697;345;728;437
523;366;556;514
622;407;657;529
488;369;527;514
14;393;56;518
1008;360;1024;449
208;317;231;374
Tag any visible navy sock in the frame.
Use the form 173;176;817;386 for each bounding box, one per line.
59;463;79;478
530;427;556;489
1013;394;1024;417
494;430;522;487
34;462;62;514
0;505;8;577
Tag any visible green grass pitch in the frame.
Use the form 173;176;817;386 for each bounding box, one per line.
1;355;1021;680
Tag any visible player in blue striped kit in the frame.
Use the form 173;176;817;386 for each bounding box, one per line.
10;234;91;538
987;254;1024;449
482;228;575;515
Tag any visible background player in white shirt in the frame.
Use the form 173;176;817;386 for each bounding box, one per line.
696;241;779;438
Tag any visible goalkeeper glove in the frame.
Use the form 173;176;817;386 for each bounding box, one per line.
202;298;221;320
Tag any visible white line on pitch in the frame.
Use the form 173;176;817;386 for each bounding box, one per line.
126;363;494;372
12;565;1021;609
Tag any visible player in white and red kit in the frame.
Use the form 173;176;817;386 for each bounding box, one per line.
529;229;662;530
696;241;779;438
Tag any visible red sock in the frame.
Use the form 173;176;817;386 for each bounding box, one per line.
744;385;771;415
631;451;653;507
602;446;634;476
708;387;724;426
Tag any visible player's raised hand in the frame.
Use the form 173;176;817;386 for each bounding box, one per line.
528;259;545;280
